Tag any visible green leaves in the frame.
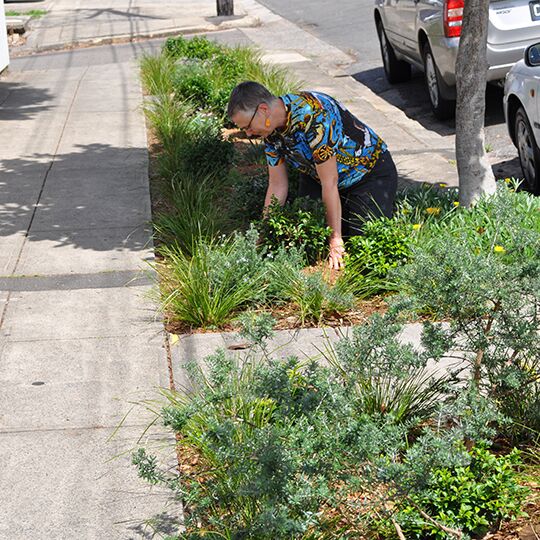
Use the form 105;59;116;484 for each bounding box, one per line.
396;446;528;538
257;197;332;265
162;36;300;117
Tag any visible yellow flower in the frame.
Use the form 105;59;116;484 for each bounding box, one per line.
453;201;460;207
412;224;422;230
439;183;448;188
504;178;511;184
426;207;441;215
494;245;506;253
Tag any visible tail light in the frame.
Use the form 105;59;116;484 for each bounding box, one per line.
444;0;464;38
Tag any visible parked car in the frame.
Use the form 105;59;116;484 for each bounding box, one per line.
504;42;540;194
374;0;540;119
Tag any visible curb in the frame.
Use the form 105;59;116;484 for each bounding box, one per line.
10;15;260;58
6;16;30;34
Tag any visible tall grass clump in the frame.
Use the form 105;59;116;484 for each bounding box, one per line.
152;170;228;254
269;264;356;324
140;53;176;96
156;229;267;328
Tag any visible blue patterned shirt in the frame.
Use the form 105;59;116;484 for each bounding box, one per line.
264;91;387;190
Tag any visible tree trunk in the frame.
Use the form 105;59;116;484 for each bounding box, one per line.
455;0;496;206
216;0;234;16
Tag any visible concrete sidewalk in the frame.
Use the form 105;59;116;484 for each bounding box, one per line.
0;48;180;539
9;0;258;54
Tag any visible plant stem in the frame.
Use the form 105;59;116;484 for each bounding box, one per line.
473;300;500;384
405;498;463;538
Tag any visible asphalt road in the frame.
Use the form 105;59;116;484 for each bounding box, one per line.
257;0;522;179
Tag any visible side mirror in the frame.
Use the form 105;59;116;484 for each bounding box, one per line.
525;43;540;67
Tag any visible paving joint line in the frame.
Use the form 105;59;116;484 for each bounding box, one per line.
2;333;151;344
0;269;153;292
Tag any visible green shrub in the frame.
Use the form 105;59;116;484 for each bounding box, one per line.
171;111;234;178
394;185;540;442
342;217;413;298
133;325;529;539
395;447;528;539
153;351;344;539
144;94;234;181
346;218;412;278
163;37;300;117
164;35;223;60
257;197;332;264
228;170;271;229
171;62;214;107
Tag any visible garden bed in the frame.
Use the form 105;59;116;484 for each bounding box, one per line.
135;34;540;540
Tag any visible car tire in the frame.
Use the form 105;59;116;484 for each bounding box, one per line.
376;20;411;84
422;42;455;120
515;106;540;195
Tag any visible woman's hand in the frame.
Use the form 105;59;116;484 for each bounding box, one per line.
328;236;346;270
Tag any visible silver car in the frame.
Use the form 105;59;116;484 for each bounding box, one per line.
374;0;540;119
504;42;540;194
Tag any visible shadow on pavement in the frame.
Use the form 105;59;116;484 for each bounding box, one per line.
0;81;54;121
83;8;166;21
352;66;507;136
0;143;153;253
127;511;182;539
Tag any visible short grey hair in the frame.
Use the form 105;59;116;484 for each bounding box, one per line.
227;81;278;119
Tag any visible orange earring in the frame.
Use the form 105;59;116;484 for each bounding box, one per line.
265;118;271;127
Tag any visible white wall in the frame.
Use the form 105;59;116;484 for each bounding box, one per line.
0;0;10;72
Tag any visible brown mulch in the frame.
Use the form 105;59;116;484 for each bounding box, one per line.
163;295;388;336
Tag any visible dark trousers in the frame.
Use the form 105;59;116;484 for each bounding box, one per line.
298;150;398;238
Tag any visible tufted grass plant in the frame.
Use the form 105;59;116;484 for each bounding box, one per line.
156;230;267;328
139;53;176;96
269;263;356;324
152;170;228;255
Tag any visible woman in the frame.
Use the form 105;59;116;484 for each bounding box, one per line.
227;81;398;270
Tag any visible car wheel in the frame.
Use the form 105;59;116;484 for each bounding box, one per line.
376;20;411;84
515;106;540;195
422;42;455;120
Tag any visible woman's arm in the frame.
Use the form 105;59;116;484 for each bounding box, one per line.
316;156;346;270
263;161;289;214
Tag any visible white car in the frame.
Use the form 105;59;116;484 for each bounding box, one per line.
504;42;540;194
